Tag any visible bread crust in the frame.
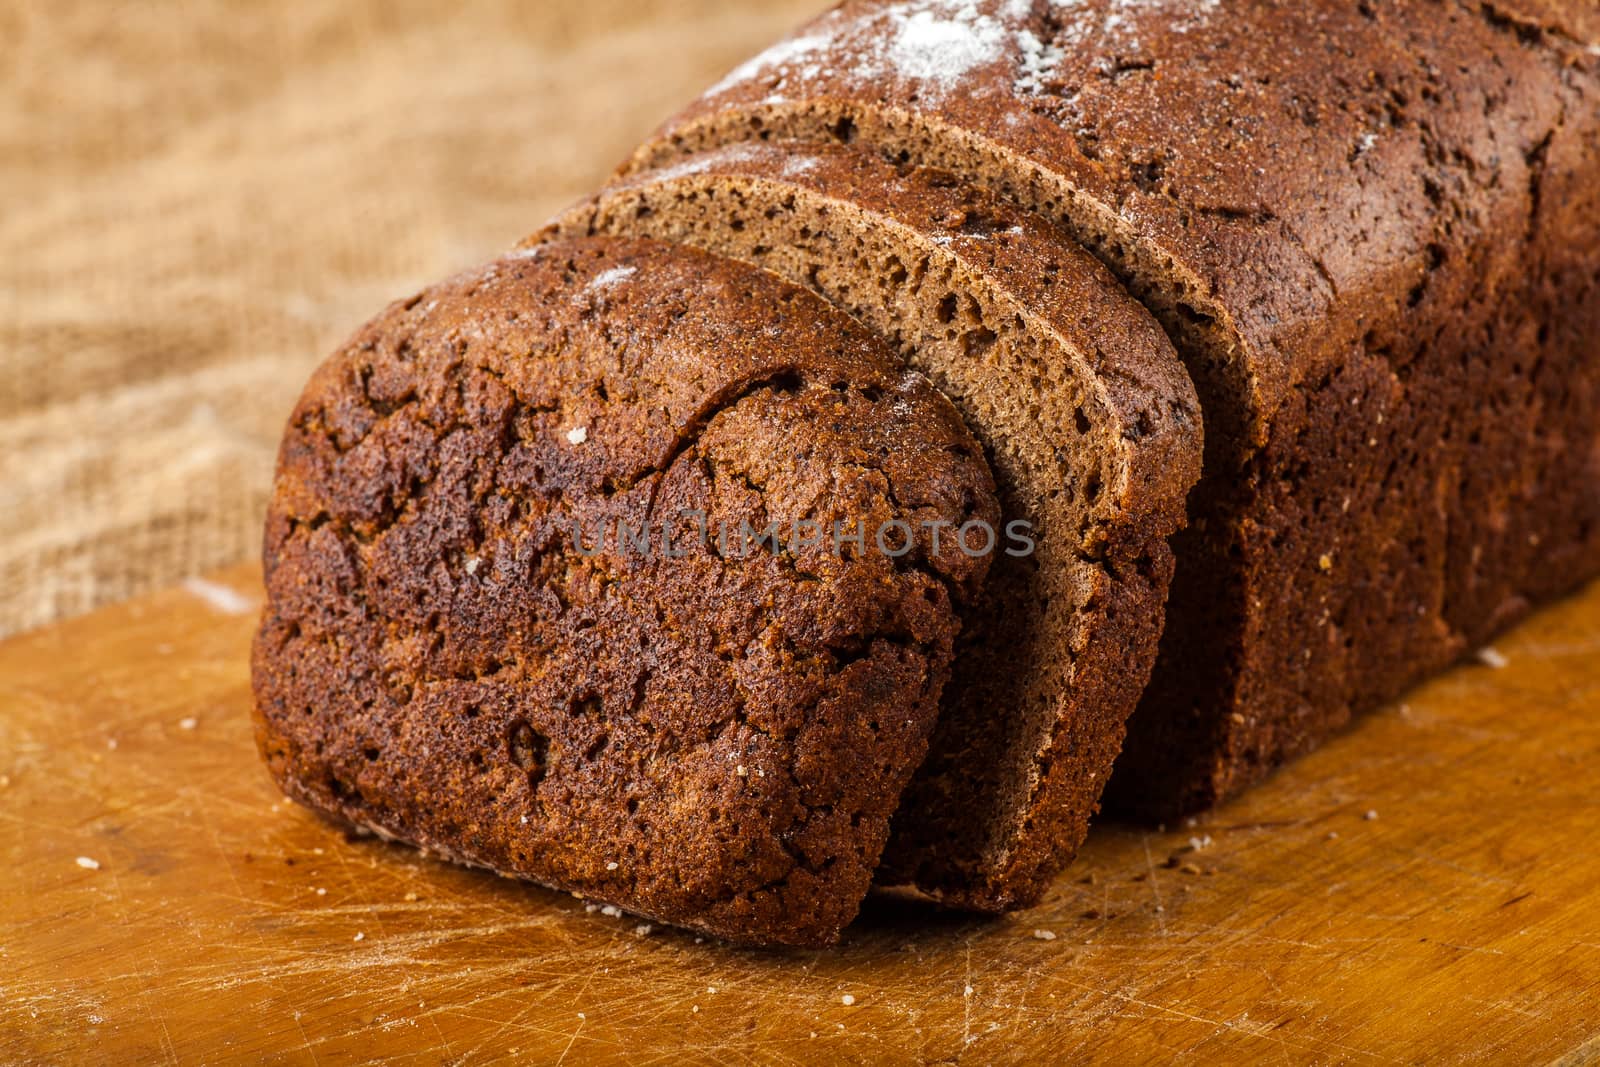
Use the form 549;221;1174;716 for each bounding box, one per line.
250;236;999;946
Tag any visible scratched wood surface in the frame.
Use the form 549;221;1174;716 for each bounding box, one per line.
2;563;1598;1064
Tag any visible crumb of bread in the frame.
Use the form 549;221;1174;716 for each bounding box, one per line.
1364;809;1379;821
1477;646;1509;669
353;932;365;942
600;905;622;917
566;426;588;445
841;994;856;1006
75;856;100;870
1032;929;1057;941
178;717;198;730
605;861;619;871
634;924;653;936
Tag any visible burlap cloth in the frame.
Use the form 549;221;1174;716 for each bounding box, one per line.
0;0;823;638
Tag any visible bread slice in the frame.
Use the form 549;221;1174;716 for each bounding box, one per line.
250;236;1000;946
626;0;1600;817
545;142;1201;909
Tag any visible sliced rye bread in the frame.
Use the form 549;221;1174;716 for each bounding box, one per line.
542;141;1202;910
250;235;1001;946
625;0;1600;817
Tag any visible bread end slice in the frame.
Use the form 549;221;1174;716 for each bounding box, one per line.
250;236;999;945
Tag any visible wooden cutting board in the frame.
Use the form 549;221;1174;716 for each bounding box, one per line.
3;563;1597;1064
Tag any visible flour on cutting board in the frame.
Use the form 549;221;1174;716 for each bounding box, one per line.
182;576;255;615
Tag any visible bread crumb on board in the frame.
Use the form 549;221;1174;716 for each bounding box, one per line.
565;426;589;445
1031;928;1057;941
1164;834;1215;868
1364;809;1379;821
75;856;101;870
841;994;856;1006
1476;646;1509;669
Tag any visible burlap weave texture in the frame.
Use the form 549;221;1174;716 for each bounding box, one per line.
0;0;822;637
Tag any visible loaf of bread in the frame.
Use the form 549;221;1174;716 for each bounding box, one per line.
252;0;1600;942
627;0;1600;819
546;140;1201;910
251;237;1000;945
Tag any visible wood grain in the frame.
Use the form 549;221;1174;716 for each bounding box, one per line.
2;563;1598;1063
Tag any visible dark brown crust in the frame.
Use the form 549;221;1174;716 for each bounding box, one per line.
538;141;1201;909
628;0;1600;817
249;236;999;946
